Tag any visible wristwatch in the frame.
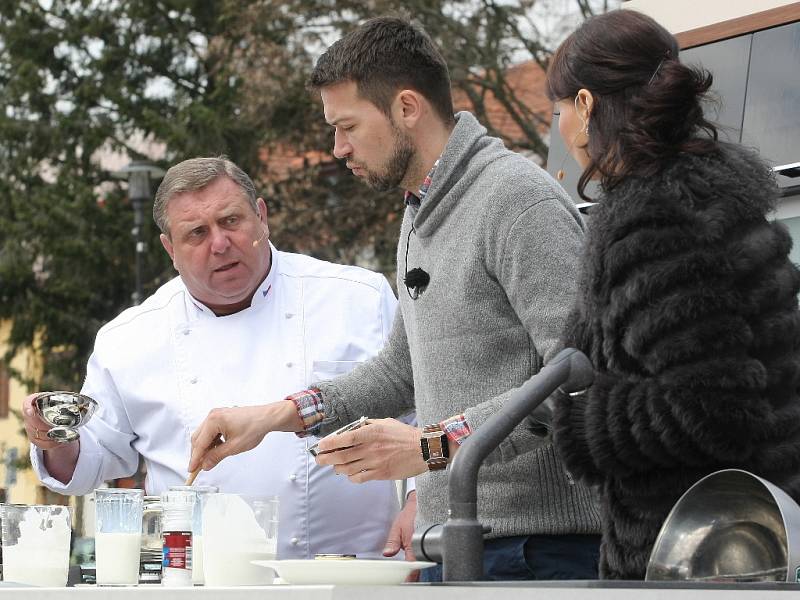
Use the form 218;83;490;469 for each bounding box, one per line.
420;424;450;471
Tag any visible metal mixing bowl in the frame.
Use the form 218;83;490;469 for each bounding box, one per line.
646;469;800;582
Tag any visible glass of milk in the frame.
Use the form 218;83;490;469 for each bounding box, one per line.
201;493;279;586
94;488;144;585
0;504;72;587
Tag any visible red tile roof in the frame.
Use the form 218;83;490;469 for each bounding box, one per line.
453;60;552;143
258;145;331;182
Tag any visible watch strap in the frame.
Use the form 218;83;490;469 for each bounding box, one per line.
421;423;449;471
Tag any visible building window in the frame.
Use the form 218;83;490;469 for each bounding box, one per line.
0;362;9;419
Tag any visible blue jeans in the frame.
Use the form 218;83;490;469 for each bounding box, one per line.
418;534;601;582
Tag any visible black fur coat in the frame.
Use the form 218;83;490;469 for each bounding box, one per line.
553;144;800;579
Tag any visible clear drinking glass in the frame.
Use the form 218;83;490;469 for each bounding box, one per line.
201;494;279;586
0;504;72;587
168;484;218;585
94;488;144;585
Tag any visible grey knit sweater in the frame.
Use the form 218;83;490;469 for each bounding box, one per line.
317;112;601;538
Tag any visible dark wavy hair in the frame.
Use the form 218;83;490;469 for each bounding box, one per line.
546;10;719;200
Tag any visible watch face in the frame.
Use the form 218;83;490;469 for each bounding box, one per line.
421;432;448;462
428;436;445;459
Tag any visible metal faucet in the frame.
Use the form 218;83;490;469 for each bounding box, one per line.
411;347;594;582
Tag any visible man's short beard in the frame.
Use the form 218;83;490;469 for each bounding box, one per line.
365;124;415;192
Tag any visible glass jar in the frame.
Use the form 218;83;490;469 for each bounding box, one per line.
139;496;163;584
0;504;72;587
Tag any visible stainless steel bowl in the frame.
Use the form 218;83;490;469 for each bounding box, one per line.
646;469;800;582
33;391;98;443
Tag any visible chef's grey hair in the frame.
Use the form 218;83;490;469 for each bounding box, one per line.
153;156;259;236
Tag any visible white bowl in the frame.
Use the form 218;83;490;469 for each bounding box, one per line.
251;559;436;585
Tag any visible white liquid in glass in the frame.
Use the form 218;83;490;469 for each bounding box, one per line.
95;532;142;585
192;535;204;585
3;550;69;587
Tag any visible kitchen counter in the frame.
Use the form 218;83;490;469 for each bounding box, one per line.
2;581;800;598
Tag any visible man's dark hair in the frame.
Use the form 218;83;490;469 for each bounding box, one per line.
309;16;455;125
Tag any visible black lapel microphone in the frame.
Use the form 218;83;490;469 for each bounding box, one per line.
403;225;430;300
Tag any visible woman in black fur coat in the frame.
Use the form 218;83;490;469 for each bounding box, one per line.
546;10;800;579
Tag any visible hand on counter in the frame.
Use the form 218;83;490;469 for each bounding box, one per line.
314;418;428;482
188;400;303;473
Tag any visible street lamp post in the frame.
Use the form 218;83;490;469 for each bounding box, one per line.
113;161;165;306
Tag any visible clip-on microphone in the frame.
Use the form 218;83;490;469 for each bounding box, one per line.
404;268;430;300
403;225;430;300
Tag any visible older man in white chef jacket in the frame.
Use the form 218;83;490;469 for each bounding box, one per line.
22;156;415;559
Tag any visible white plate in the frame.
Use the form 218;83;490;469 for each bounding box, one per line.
251;559;436;585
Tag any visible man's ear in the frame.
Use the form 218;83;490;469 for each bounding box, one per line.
395;89;423;128
256;197;268;224
160;233;177;270
256;197;270;240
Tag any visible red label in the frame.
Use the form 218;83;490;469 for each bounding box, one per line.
162;531;193;570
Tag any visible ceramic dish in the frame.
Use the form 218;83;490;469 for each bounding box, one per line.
251;559;436;585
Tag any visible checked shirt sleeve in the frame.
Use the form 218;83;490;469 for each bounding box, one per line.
440;414;472;446
287;388;325;437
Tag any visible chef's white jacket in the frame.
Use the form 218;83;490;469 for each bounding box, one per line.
32;245;409;558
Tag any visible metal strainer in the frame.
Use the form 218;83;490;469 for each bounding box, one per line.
646;469;800;582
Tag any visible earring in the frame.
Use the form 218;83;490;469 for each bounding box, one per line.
576;95;589;137
556;95;589;181
556;130;582;180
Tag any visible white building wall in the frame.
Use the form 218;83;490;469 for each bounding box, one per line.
623;0;796;34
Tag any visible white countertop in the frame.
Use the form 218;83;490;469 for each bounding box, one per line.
2;582;800;599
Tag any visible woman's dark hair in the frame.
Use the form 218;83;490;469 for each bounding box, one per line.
546;10;718;200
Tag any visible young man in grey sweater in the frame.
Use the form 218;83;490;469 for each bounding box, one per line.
189;16;600;580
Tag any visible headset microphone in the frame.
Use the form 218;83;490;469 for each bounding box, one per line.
252;225;269;248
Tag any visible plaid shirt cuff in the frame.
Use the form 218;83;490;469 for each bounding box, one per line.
288;388;325;438
440;414;472;446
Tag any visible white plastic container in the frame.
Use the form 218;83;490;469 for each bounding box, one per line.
160;490;195;587
202;494;279;586
168;484;218;585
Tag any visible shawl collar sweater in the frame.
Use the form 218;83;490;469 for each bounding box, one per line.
318;112;601;537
